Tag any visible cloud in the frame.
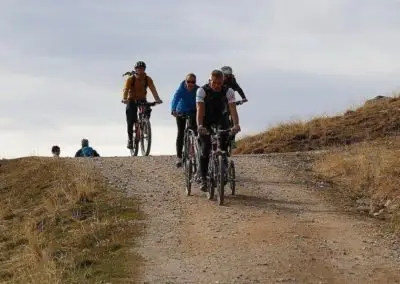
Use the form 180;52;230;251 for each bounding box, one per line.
1;0;400;158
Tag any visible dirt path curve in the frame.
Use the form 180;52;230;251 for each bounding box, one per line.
89;155;400;284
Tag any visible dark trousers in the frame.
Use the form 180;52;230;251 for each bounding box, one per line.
176;113;197;158
198;115;230;179
126;99;151;140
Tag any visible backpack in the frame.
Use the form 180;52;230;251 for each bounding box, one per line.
81;146;94;157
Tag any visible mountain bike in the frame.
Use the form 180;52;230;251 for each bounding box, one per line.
127;101;159;157
178;114;200;196
205;125;232;206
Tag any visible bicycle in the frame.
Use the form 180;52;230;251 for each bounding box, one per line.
205;125;232;206
178;113;200;196
123;100;159;157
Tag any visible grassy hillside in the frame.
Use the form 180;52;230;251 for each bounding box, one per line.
0;158;142;283
234;95;400;154
235;95;400;229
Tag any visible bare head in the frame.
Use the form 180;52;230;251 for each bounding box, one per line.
51;145;60;157
209;69;224;91
185;73;196;91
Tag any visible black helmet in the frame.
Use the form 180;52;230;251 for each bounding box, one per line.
81;138;89;147
134;61;146;69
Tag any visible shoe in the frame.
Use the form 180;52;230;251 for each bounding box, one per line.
200;178;207;192
127;139;133;149
176;158;183;168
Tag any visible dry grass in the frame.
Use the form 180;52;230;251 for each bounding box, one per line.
234;95;400;154
314;137;400;230
0;157;143;283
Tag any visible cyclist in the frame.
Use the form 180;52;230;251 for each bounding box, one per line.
171;73;199;168
196;69;241;191
122;61;163;149
221;66;247;148
74;139;100;157
51;145;60;157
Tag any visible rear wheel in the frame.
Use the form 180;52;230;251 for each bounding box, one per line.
228;160;236;195
130;124;139;156
185;158;192;196
140;119;152;156
217;155;225;205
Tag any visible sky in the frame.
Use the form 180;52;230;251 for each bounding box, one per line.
1;0;400;158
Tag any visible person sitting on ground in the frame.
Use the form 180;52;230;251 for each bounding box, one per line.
74;139;100;157
171;73;199;168
51;145;60;157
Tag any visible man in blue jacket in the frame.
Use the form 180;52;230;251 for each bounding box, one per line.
171;73;198;167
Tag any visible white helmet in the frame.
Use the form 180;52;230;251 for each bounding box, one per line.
221;66;233;75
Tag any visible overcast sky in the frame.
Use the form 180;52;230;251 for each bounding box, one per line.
1;0;399;158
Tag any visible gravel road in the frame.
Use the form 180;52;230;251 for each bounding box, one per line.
85;154;400;284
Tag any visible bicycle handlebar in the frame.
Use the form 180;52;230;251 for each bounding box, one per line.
120;100;160;107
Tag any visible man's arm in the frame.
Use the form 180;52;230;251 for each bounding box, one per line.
147;76;161;102
122;76;133;101
226;88;239;126
171;84;183;113
74;149;82;158
93;150;100;157
232;78;246;100
196;88;206;126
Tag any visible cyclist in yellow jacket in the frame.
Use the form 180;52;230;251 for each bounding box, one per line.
122;61;163;149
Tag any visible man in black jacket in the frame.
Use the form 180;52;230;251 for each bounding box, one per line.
221;66;248;148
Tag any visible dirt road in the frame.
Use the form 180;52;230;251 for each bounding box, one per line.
89;154;400;284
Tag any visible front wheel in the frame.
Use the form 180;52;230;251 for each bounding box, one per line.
217;155;225;205
228;160;236;195
185;158;192;196
140;119;152;156
206;163;215;200
130;124;140;157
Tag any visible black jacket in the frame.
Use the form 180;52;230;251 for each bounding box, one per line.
223;76;246;99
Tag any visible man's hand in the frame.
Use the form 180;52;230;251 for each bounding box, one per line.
156;99;163;104
198;125;208;135
171;111;177;117
231;124;241;134
121;99;128;104
242;98;248;103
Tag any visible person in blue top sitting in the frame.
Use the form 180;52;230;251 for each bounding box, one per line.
171;73;199;168
75;138;100;157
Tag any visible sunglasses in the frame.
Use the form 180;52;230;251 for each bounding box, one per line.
186;80;196;84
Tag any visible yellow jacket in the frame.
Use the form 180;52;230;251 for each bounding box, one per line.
122;73;160;101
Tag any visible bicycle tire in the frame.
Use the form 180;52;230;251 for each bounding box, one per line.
140;119;152;156
206;161;215;200
228;160;236;195
182;131;189;170
217;154;225;205
130;124;139;157
185;158;192;196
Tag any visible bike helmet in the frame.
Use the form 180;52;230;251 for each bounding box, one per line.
134;61;146;69
221;66;233;75
81;138;89;147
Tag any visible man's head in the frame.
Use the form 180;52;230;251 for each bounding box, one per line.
185;73;197;91
209;69;224;91
221;66;233;80
134;61;146;75
81;138;89;148
51;145;60;157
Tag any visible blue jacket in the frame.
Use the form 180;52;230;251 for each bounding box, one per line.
170;80;198;114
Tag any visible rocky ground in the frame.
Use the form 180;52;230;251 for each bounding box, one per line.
84;154;400;284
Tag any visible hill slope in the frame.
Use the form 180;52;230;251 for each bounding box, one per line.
234;95;400;154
